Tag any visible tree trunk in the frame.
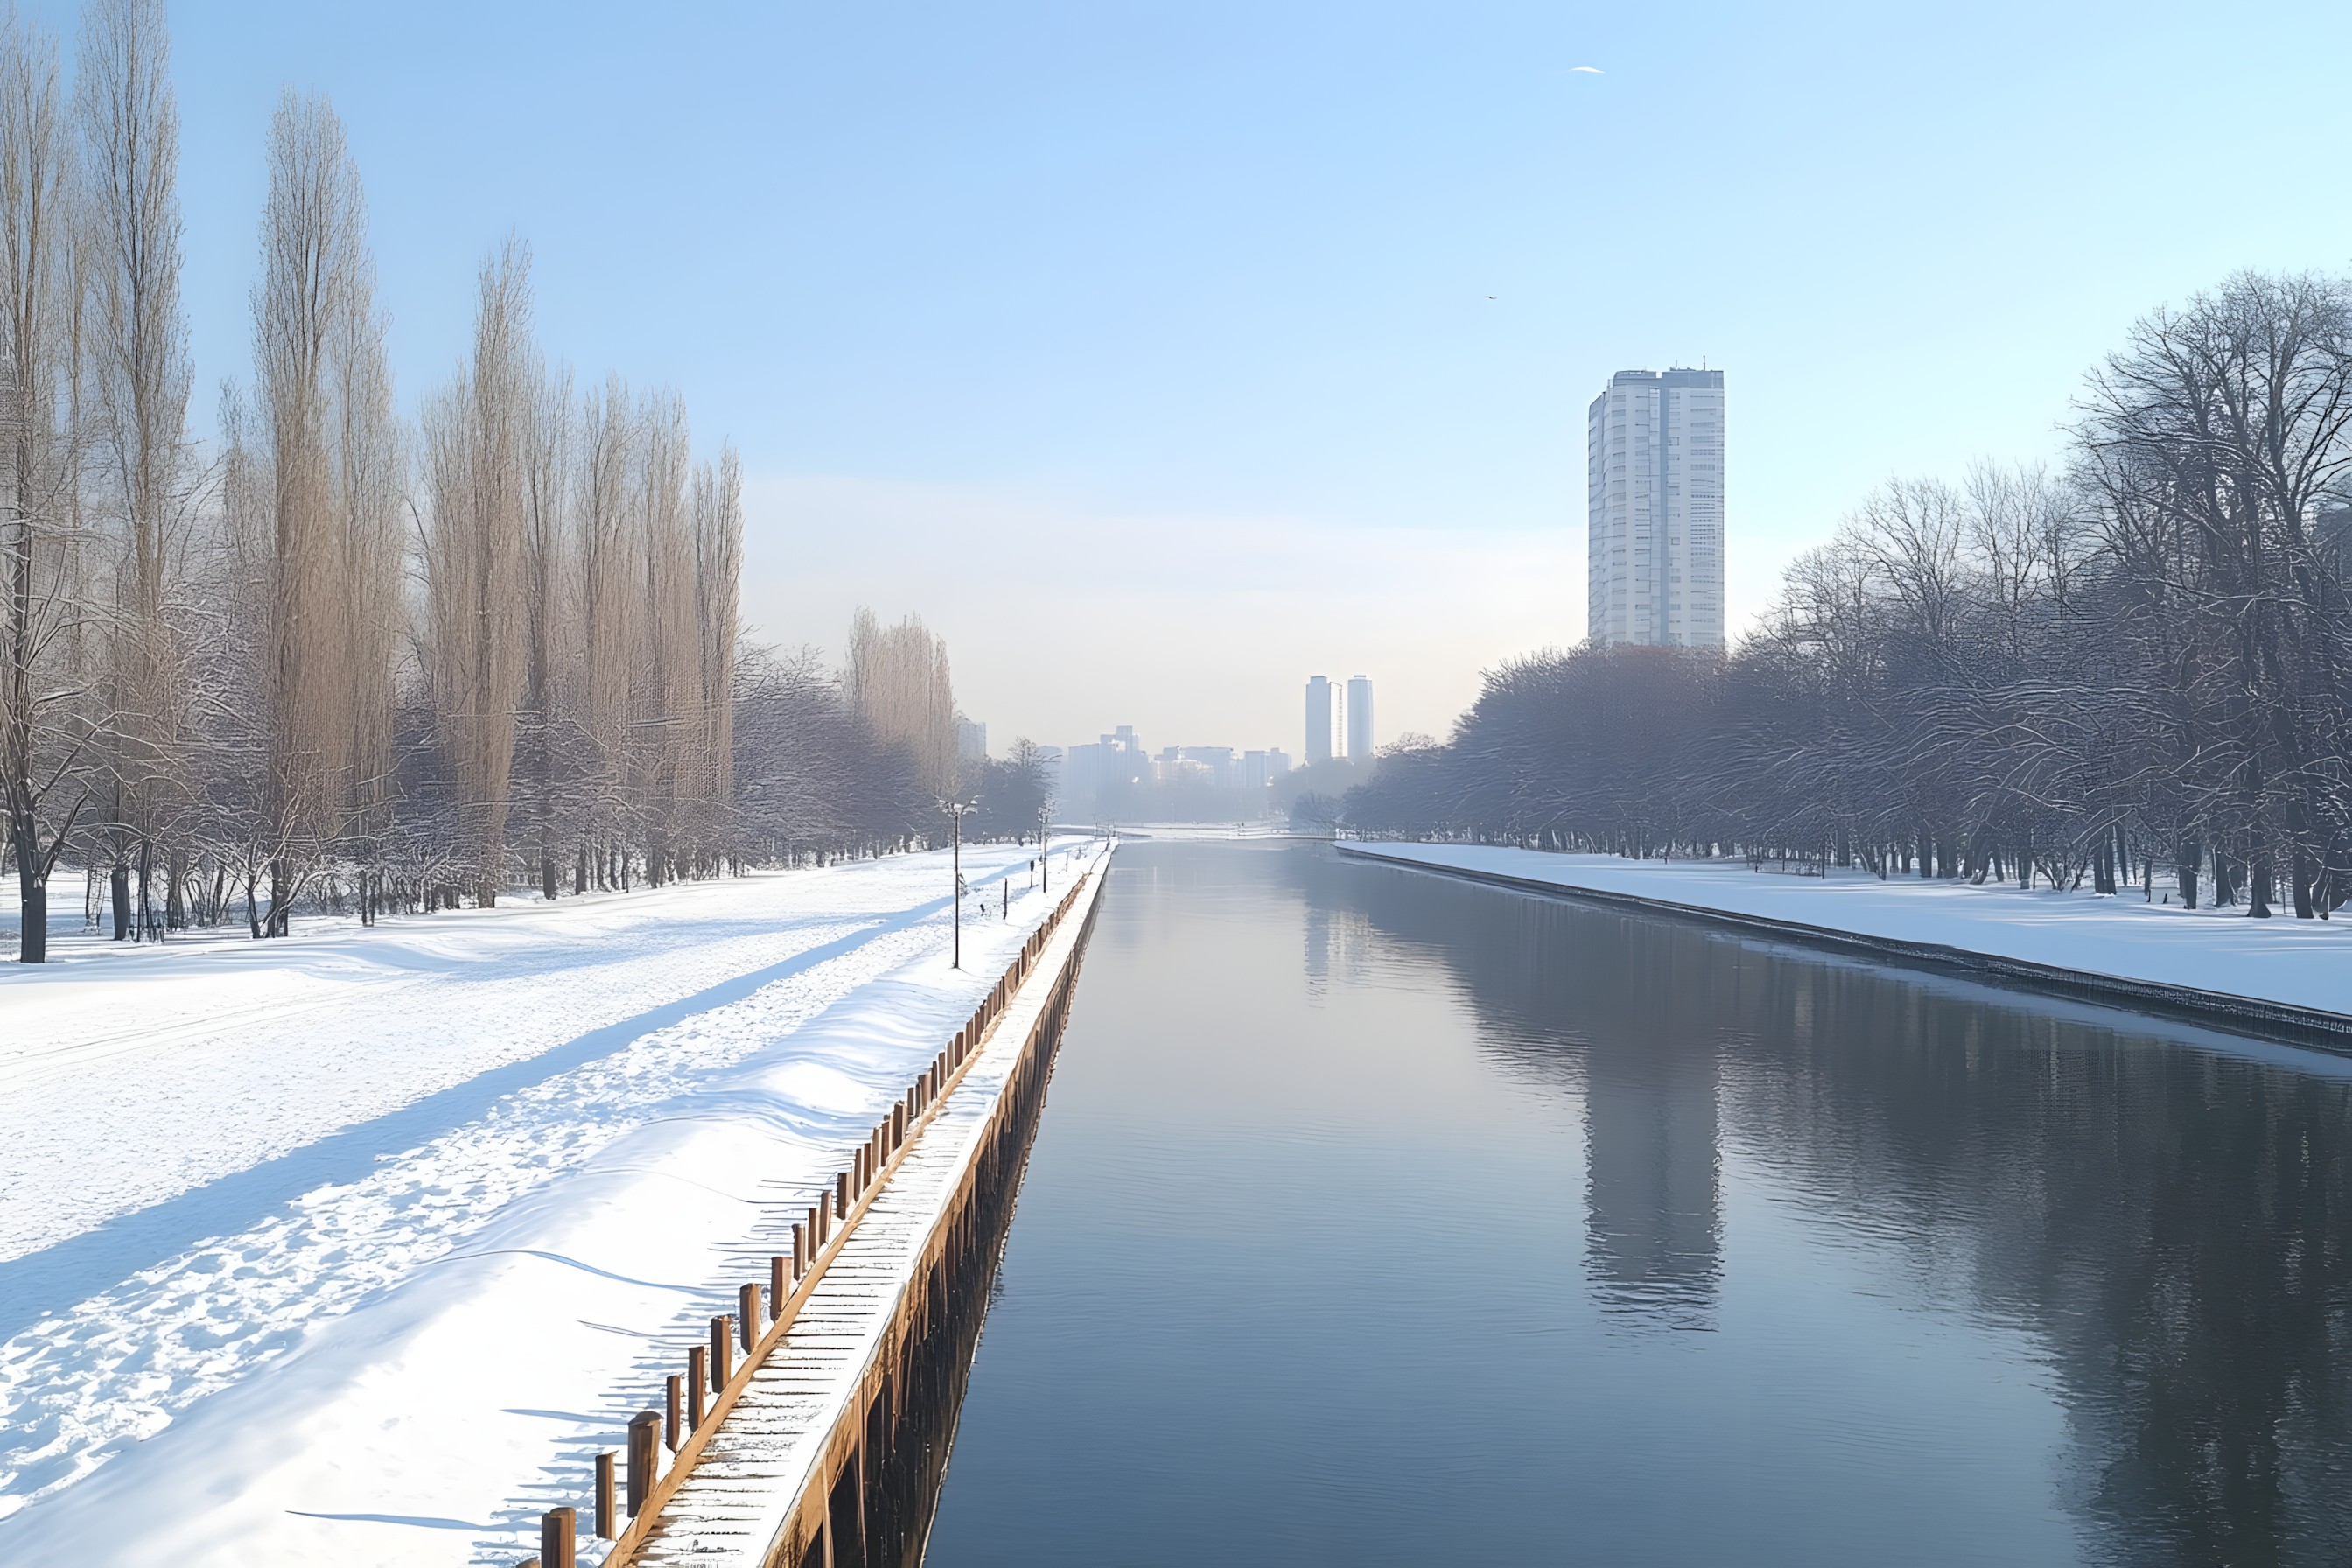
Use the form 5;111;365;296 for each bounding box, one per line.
15;864;44;963
110;861;130;940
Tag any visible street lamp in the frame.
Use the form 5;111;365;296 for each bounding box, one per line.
942;798;980;969
1038;805;1050;894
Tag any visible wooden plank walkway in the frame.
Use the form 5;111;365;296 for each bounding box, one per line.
620;864;1108;1568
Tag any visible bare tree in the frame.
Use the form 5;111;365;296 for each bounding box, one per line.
634;388;694;884
419;239;529;905
0;9;84;962
250;90;371;934
574;374;638;889
79;0;190;942
689;443;740;871
519;354;571;900
844;607;956;805
328;196;400;922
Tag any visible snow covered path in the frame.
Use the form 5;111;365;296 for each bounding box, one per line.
0;842;1105;1559
1340;842;2352;1023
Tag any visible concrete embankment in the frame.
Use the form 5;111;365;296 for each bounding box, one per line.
1339;840;2352;1054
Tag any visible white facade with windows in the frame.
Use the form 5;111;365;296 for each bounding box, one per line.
1305;676;1344;764
1345;676;1374;760
1587;368;1725;648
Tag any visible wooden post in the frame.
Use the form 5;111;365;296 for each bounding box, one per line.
710;1314;733;1389
665;1374;682;1451
793;1222;808;1276
628;1409;661;1515
594;1449;616;1539
772;1252;788;1311
836;1171;849;1219
741;1282;762;1349
687;1346;707;1429
541;1506;575;1568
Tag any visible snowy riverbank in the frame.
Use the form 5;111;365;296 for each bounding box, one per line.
1339;842;2352;1026
0;838;1112;1565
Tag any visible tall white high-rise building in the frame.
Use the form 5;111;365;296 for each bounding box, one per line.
1345;676;1374;760
1305;676;1345;763
1587;367;1725;647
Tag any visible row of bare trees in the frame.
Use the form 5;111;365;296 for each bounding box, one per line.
2;1;952;962
1348;270;2352;918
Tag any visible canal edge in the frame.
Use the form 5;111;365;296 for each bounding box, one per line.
522;848;1113;1568
1334;842;2352;1057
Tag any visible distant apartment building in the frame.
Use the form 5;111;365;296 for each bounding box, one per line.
954;717;989;762
1242;747;1296;796
1587;367;1725;648
1182;746;1241;789
1058;726;1145;814
1061;744;1100;808
1345;676;1374;760
1305;676;1346;763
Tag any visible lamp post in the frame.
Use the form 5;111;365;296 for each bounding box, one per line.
942;799;979;969
1038;806;1050;894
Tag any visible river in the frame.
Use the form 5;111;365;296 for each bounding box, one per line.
920;839;2352;1565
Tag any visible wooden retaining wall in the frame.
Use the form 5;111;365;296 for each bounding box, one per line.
514;864;1107;1568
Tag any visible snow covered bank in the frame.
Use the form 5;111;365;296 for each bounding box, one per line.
0;838;1112;1564
1339;842;2352;1036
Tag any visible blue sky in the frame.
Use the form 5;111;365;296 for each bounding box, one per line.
78;1;2352;750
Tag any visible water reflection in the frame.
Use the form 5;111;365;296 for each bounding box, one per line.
1340;849;2352;1566
1301;900;1373;993
927;843;2352;1567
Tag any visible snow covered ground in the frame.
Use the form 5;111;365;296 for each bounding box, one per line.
0;837;1112;1564
1342;842;2352;1019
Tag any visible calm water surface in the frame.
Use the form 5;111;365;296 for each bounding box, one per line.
923;841;2352;1566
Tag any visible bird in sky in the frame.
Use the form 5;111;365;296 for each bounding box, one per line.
1570;66;1604;74
1486;294;1497;300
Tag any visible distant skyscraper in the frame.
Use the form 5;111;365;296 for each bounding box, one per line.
955;718;989;762
1345;676;1374;760
1305;676;1340;764
1588;368;1725;648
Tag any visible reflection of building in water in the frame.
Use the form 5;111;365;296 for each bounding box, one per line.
1302;903;1373;990
1583;1034;1722;1330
